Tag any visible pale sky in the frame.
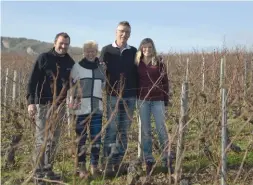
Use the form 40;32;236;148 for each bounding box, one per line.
2;1;253;52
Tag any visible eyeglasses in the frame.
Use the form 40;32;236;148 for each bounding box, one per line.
117;29;131;34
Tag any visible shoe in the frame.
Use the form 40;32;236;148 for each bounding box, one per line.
79;171;89;179
161;160;174;174
230;143;242;153
34;172;46;185
114;163;129;175
146;161;154;176
44;170;61;180
103;164;115;178
77;162;89;179
91;165;101;178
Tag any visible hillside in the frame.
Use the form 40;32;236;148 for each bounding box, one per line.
1;36;83;60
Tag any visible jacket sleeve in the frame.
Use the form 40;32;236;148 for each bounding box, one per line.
65;58;76;91
99;46;108;88
99;46;106;64
133;48;139;98
26;54;44;105
98;63;106;90
69;64;80;99
160;60;170;107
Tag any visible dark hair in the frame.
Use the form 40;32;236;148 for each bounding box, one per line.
118;21;131;28
54;32;70;43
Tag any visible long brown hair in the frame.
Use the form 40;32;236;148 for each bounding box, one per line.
135;38;159;66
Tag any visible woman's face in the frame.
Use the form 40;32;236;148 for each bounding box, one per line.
142;42;153;57
84;48;97;61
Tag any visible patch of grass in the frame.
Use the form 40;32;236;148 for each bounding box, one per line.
228;151;253;167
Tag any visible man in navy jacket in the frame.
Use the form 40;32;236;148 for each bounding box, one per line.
99;21;137;176
26;32;75;184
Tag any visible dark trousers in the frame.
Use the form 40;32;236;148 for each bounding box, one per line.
75;113;102;166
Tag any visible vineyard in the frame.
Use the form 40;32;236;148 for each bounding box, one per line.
1;47;253;185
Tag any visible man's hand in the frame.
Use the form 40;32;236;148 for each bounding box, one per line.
99;60;107;70
28;104;37;118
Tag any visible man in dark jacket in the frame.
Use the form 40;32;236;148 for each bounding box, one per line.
99;21;137;176
26;32;75;184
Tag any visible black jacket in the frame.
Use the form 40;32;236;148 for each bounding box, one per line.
99;44;138;97
26;48;75;105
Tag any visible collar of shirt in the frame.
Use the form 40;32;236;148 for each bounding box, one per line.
112;41;131;49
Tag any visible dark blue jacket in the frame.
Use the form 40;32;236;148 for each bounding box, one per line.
26;48;75;105
99;44;138;98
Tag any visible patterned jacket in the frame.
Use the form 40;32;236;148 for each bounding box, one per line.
69;57;105;115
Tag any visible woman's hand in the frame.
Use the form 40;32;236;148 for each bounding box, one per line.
69;98;81;110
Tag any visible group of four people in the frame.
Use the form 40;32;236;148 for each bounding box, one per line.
27;21;172;184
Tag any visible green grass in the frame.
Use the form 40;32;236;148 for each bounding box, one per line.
2;115;253;185
2;142;253;185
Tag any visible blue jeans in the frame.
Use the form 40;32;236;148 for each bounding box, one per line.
138;100;169;164
75;113;102;166
103;96;136;166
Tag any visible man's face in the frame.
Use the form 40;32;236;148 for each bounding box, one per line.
54;35;70;55
116;25;131;44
